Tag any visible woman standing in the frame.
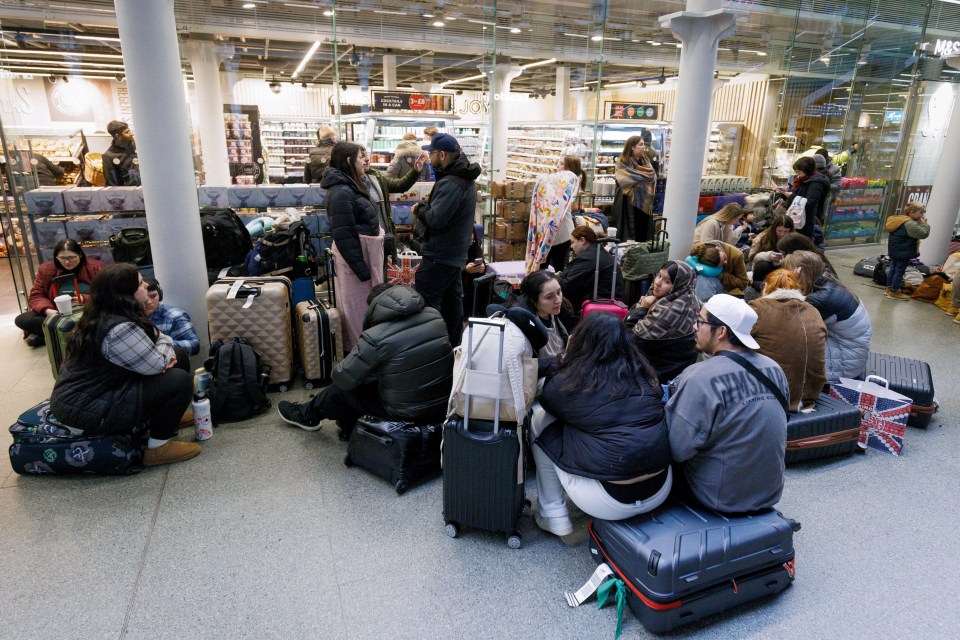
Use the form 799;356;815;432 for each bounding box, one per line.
542;155;585;272
693;203;746;246
49;264;199;467
628;260;699;383
780;156;831;238
612;136;657;242
516;271;575;359
323;142;386;352
530;312;672;536
15;239;105;347
525;158;581;274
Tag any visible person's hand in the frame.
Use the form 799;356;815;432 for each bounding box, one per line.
414;152;427;172
163;353;177;372
639;295;657;309
44;308;58;317
771;252;783;266
465;260;485;274
748;233;756;240
920;215;928;224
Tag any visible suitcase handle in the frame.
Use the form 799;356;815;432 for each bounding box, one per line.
864;375;890;389
356;425;393;447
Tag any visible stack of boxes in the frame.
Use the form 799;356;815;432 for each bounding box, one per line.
491;180;535;262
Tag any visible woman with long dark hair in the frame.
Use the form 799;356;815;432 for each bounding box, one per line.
743;214;795;300
530;312;673;536
49;264;199;467
780;155;830;238
517;271;575;358
323;141;386;352
15;238;105;347
612;135;657;242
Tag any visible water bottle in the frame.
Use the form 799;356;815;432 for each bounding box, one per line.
195;368;212;395
193;391;213;441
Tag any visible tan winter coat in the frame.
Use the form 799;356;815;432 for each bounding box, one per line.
749;288;828;411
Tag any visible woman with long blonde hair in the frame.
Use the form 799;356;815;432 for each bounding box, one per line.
693;203;746;245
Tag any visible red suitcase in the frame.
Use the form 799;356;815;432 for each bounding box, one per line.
581;237;628;319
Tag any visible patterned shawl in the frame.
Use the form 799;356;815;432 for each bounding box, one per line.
633;260;700;341
525;170;579;274
614;157;657;214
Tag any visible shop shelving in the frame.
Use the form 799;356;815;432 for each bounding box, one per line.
259;116;330;183
824;183;887;246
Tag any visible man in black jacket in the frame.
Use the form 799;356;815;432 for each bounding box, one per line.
413;133;481;345
277;284;453;438
303;125;337;183
102;120;141;186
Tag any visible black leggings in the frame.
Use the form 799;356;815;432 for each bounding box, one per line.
140;368;193;440
14;311;47;337
543;241;571;272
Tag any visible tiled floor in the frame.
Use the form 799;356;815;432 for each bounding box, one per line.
0;245;957;639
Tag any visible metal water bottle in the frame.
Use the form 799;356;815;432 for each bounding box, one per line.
193;391;213;441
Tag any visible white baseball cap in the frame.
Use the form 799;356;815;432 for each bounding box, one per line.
703;294;760;350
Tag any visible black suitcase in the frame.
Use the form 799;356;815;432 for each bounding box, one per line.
344;416;442;495
588;500;800;634
785;393;862;464
864;353;937;427
442;318;525;548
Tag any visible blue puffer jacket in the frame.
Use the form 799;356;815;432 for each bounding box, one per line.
805;278;872;382
536;366;671;481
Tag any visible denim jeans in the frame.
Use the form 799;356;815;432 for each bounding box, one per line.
887;258;909;292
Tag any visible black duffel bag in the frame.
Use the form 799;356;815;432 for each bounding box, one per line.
108;227;152;266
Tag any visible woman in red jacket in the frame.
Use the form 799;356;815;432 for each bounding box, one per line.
15;239;105;347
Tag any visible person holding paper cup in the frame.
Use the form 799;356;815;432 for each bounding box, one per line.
15;239;105;347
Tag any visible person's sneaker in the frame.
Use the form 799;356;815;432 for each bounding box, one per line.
25;334;45;348
534;510;574;537
945;306;959;315
277;400;321;431
954;312;960;325
143;440;201;467
884;289;909;301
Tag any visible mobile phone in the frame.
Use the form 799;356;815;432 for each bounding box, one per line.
771;252;783;259
472;258;484;265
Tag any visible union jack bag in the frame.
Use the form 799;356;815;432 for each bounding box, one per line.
829;376;911;456
385;249;422;287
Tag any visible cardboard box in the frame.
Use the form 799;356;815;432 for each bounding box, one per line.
198;186;230;208
229;187;268;209
95;216;147;241
491;180;508;199
63;187;104;213
524;180;536;199
24;188;66;215
100;187;143;212
493;220;528;243
65;217;104;243
32;219;68;245
306;184;328;208
283;184;312;207
493;239;526;262
258;186;294;207
495;200;529;220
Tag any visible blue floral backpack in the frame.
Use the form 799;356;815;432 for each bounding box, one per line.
8;400;147;476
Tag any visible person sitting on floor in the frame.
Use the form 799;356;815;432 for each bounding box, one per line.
49;263;199;467
626;260;699;384
15;239;105;347
748;269;828;412
515;271;577;359
141;277;201;356
686;240;750;303
530;312;673;536
692;203;746;246
783;250;872;383
277;284;453;439
665;294;789;514
555;225;622;313
743;214;795;301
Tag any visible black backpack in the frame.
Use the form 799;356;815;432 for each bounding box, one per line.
246;220;314;278
205;338;271;423
200;207;254;269
872;256;890;287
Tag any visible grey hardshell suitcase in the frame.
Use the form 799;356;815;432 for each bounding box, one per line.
442;318;525;548
864;353;937;427
785;393;862;464
295;299;343;389
588;500;800;633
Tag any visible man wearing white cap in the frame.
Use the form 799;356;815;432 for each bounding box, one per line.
665;294;789;515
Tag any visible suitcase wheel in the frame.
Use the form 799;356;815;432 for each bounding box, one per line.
522;499;532;516
343;454;353;467
394;480;409;495
506;532;522;549
304;381;314;391
445;522;460;539
278;384;289;393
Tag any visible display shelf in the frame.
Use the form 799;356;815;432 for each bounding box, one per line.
824;181;887;246
257;116;333;183
0;128;86;188
703;122;743;176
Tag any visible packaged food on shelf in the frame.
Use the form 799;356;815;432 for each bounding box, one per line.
24;187;68;215
63;187;104;214
493;220;529;243
492;239;526;262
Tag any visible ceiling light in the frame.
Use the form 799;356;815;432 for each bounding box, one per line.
445;15;457;21
423;13;434;18
242;2;256;8
570;86;590;92
564;33;589;39
0;49;124;60
73;35;122;43
467;19;495;26
606;80;637;88
374;9;407;15
510;27;522;34
820;56;830;64
591;35;603;42
0;58;125;68
291;40;320;79
433;21;445;27
520;58;556;69
440;72;489;87
648;41;662;46
322;10;334;16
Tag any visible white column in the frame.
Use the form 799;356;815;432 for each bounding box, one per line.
184;41;232;186
220;59;240;104
659;0;736;259
115;0;209;355
383;54;397;91
574;92;589;120
491;63;523;181
920;56;960;265
555;66;570;120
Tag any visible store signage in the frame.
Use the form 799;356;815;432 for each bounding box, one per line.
899;185;931;209
933;39;960;57
606;102;661;120
884;110;904;125
372;90;454;113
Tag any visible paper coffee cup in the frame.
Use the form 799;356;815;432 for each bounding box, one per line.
54;294;73;315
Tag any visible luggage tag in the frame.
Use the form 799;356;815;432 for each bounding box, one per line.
565;562;614;607
226;279;259;309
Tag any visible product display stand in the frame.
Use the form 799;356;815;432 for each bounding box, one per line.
825;178;887;246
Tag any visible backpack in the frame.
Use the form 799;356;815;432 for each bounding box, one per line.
200;207;254;269
785;196;807;229
246;220;313;278
872;256;890;286
205;338;271;423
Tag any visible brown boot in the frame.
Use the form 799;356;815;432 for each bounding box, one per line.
143;440;201;467
179;408;194;426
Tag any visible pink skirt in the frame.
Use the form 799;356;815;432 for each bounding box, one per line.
332;231;385;353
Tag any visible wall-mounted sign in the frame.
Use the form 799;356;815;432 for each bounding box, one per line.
898;185;932;210
372;91;455;113
884;110;904;125
932;39;960;57
606;102;661;120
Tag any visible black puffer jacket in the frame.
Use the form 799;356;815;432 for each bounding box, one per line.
787;172;831;238
102;142;141;186
323;167;380;282
50;317;143;436
415;153;481;267
333;286;453;421
556;243;623;312
536;367;671;481
303;139;335;183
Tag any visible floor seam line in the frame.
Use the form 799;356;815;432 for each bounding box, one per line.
119;467;169;640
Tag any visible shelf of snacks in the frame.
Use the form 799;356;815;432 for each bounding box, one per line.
341;112;459;156
506;121;595;181
259;117;330;183
0;131;85;187
703;123;743;176
824;178;887;246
